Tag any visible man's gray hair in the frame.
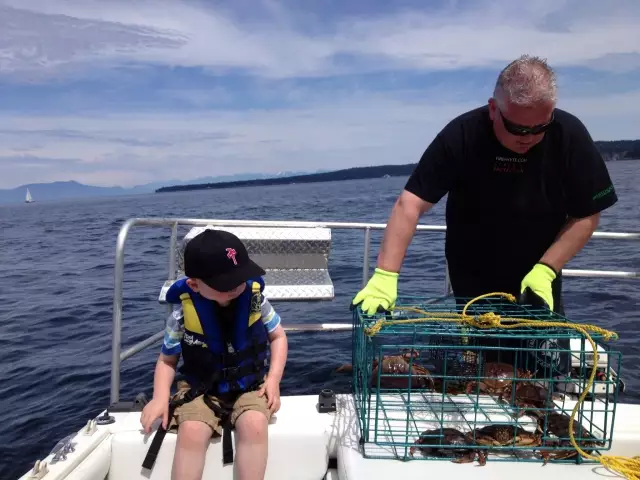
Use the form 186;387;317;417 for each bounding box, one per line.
493;55;557;109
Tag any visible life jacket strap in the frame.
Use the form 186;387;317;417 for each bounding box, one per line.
180;349;267;392
142;379;264;471
220;341;268;366
201;395;235;464
141;386;207;471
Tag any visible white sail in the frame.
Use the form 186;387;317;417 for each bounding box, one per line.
25;188;34;203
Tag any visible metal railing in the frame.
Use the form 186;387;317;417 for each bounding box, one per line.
110;217;640;403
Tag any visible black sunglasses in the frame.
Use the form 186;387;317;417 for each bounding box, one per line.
499;108;554;136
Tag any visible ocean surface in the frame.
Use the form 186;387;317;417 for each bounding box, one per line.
1;162;639;478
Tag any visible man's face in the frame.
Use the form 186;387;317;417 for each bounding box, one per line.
488;97;554;154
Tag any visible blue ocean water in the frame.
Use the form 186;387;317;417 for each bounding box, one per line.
1;163;638;479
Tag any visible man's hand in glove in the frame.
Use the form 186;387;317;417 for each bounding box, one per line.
352;268;398;315
520;263;557;310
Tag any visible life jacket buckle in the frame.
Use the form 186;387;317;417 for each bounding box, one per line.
221;366;239;380
223;351;238;367
180;387;204;404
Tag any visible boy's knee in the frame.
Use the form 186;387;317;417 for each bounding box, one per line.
177;420;213;450
235;410;268;443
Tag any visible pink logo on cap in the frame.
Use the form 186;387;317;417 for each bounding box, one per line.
226;248;238;265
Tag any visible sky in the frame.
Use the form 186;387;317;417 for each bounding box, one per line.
0;0;639;189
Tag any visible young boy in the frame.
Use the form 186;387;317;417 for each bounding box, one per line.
140;228;288;480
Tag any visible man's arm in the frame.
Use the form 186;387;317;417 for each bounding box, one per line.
378;132;455;272
377;190;434;273
352;131;456;313
521;114;617;311
539;213;600;273
538;114;617;273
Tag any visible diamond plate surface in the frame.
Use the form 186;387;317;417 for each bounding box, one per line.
263;284;334;301
161;226;335;302
180;225;331;242
251;254;327;269
176;226;332;272
241;239;331;255
159;276;334;302
263;269;332;285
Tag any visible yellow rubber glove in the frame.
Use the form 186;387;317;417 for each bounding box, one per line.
520;263;556;311
352;268;398;315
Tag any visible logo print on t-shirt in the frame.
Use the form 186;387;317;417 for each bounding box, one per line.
493;156;527;174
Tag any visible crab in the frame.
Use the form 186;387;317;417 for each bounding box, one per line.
470;424;542;448
500;382;563;418
465;362;534;396
535;412;605;464
409;428;487;465
432;378;467;396
335;350;434;389
371;350;434;389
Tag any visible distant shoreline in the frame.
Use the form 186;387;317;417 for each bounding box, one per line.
155;163;417;193
156;155;639;194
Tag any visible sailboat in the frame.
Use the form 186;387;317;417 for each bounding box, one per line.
25;188;34;203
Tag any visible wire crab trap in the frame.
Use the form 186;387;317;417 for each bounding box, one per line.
351;295;623;466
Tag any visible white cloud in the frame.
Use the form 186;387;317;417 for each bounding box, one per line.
0;0;638;189
0;0;639;80
1;88;638;188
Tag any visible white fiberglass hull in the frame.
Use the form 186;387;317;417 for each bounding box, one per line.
19;393;640;480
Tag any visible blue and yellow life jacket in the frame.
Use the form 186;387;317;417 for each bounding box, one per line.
165;277;269;394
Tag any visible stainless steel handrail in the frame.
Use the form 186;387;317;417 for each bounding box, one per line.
110;217;640;403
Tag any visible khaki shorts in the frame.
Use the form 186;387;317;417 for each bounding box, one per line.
167;380;271;436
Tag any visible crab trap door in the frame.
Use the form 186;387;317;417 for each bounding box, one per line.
351;296;622;465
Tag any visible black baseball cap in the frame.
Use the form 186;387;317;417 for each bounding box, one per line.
184;229;266;292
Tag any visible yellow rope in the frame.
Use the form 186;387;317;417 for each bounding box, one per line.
362;292;640;478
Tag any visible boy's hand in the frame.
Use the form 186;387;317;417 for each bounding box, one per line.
140;397;170;433
258;377;281;414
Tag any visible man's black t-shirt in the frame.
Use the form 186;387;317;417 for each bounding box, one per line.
405;105;618;299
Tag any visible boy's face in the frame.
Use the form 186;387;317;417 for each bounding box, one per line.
187;278;246;304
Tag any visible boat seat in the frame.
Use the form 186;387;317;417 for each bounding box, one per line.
158;225;334;302
105;395;337;480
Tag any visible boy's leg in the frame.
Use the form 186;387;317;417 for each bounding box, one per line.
168;381;224;480
172;421;214;480
231;387;271;480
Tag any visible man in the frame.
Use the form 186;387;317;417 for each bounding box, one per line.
352;55;618;374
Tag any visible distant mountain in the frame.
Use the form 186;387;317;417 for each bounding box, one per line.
157;140;640;194
0;180;127;204
0;170;328;204
128;170;325;193
157;164;416;193
2;139;638;205
595;140;640;161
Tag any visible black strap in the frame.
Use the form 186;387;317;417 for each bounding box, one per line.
142;389;204;471
142;385;244;470
224;342;268;366
204;342;268;366
188;360;265;390
203;395;235;465
200;382;262;466
142;403;178;470
142;358;265;471
180;349;267;388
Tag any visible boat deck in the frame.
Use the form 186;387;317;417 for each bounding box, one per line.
20;217;637;479
20;393;640;480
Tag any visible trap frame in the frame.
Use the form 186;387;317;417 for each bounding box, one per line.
351;295;623;465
